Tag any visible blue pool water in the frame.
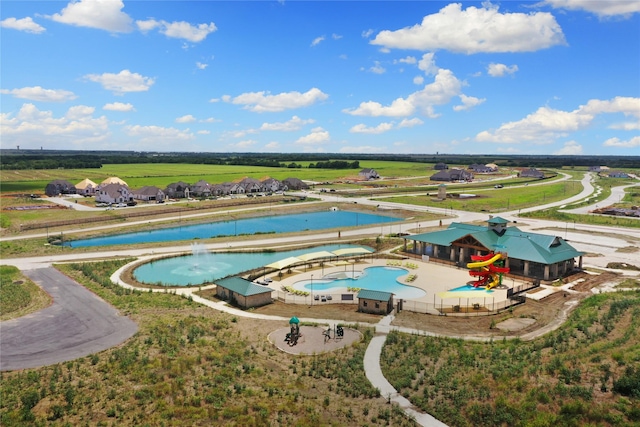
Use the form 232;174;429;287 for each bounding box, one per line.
134;244;371;286
293;266;426;300
67;210;399;247
450;284;494;293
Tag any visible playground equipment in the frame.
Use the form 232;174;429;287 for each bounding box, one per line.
322;324;344;343
285;316;301;346
467;253;510;290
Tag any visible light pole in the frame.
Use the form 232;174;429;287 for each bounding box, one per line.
310;274;314;307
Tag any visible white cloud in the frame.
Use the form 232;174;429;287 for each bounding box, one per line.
84;70;155;94
49;0;133;33
231;139;257;149
125;124;194;143
398;117;424;128
453;94;486;111
225;88;328;113
554;140;583;155
332;33;342;40
413;76;424;85
176;114;196;123
260;116;315;131
196;62;208;70
361;29;374;38
371;3;566;53
103;102;134;112
603;136;640;148
396;56;417;64
136;19;216;42
1;17;46;34
295;127;329;144
369;61;386;74
197;130;210;135
339;145;386;153
200;117;220;123
0;86;76;102
265;141;280;150
418;53;439;75
311;35;325;46
543;0;640;18
344;68;461;118
610;122;640;131
350;122;394;134
0;103;110;147
476;97;640;144
487;63;519;77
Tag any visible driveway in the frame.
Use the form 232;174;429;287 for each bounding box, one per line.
0;267;138;371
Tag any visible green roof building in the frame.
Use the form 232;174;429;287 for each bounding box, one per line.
403;217;584;282
357;289;394;315
215;277;273;309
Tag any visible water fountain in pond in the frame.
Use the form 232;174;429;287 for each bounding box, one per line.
189;242;211;271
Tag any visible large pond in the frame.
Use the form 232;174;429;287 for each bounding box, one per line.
67;210;400;247
134;244;371;286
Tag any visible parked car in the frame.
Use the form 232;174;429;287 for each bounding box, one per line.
494;184;504;189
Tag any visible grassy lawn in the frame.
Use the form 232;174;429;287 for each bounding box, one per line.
381;291;640;426
0;265;51;321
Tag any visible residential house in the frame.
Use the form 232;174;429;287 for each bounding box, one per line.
164;181;191;199
75;178;97;196
45;180;77;197
282;177;308;190
100;176;128;187
239;177;263;194
262;177;283;193
434;162;448;170
519;168;545;179
358;168;380;180
468;163;495;173
190;180;212;198
430;168;474;182
608;171;629;178
95;183;133;205
132;186;165;202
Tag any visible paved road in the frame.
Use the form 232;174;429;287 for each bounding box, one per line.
0;267;138;371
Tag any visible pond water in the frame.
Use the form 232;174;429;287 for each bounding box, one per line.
293;266;426;300
67;210;399;247
134;243;371;286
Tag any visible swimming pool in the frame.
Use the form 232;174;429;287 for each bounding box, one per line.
449;284;495;293
134;244;371;286
66;210;399;247
293;266;426;300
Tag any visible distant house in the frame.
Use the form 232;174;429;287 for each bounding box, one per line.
519;168;545;179
468;163;494;173
132;186;165;202
215;277;273;309
589;166;609;172
239;177;263;193
359;168;379;180
100;176;128;187
357;289;394;315
75;178;97;196
165;181;190;199
190;180;212;197
430;168;473;182
45;180;77;197
95;183;133;205
608;171;629;178
261;177;283;193
434;162;448;170
282;177;309;190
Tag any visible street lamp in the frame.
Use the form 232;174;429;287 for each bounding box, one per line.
310;274;314;307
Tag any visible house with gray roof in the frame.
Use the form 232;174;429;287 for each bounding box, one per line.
359;168;380;180
132;186;165;202
282;177;308;190
95;183;133;205
45;180;77;197
215;277;273;309
403;216;584;282
164;181;190;199
430;168;474;182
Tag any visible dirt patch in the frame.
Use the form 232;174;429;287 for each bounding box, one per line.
248;300;384;325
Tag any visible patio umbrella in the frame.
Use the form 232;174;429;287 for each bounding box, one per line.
332;247;373;256
289;316;299;324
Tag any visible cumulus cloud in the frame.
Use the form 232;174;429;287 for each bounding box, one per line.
196;62;208;70
398;117;424;128
124;124;194;143
343;68;461;118
103;102;135;112
418;53;439;75
260;116;315;131
476;96;640;144
413;76;424;85
48;0;133;32
136;19;216;42
350;122;394;134
175;114;196;123
361;29;374;38
369;61;386;74
603;136;640;148
1;17;46;34
453;94;486;111
1;103;110;147
311;35;325;46
543;0;640;18
395;56;417;65
0;86;76;102
224;88;328;113
339;145;386;153
487;63;519;77
84;70;155;94
295;127;329;144
371;3;566;53
554;140;583;155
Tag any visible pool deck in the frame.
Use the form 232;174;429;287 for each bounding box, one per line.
259;257;520;306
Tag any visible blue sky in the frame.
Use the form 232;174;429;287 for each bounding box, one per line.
1;1;639;155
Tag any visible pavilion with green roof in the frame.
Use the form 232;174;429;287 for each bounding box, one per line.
402;216;584;282
215;277;273;309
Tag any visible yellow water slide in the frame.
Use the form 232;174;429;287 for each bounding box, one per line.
466;253;502;269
